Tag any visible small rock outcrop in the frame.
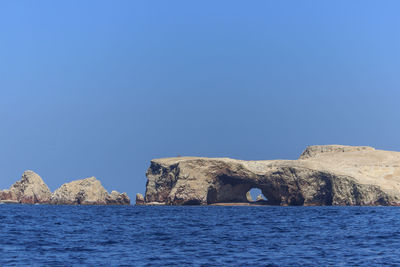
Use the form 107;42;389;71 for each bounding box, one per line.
256;194;264;201
0;170;51;204
0;190;17;203
51;177;130;205
106;191;130;205
140;145;400;206
245;191;252;202
299;145;375;159
135;193;145;205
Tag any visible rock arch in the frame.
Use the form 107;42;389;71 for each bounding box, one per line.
143;145;398;206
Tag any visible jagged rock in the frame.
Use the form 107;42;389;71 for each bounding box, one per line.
106;190;130;205
256;194;265;201
0;171;130;205
135;193;145;205
245;191;253;202
51;177;130;205
0;170;52;204
141;145;400;206
299;145;375;159
0;190;17;203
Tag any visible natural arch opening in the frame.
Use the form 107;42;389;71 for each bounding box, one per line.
207;174;283;205
246;188;268;204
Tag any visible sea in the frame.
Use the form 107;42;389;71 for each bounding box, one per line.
1;205;399;266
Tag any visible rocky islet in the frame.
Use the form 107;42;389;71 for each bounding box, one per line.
0;171;130;205
138;145;400;206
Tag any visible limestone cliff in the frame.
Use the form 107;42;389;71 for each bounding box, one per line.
141;145;400;206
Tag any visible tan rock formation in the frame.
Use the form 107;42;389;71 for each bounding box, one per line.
0;190;17;203
51;177;130;205
256;194;265;201
106;191;130;205
0;170;51;204
135;193;145;205
0;172;130;205
142;145;400;206
245;191;253;202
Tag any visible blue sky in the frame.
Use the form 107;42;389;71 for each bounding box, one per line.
1;1;399;199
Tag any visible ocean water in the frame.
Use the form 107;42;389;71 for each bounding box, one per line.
1;205;400;266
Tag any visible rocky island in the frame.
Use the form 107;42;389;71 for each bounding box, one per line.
136;145;400;206
0;171;130;205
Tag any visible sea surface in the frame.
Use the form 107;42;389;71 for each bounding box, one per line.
1;205;400;266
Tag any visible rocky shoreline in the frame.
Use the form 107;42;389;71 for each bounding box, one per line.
136;145;400;206
0;171;130;205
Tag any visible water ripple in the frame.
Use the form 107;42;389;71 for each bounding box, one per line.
1;205;400;265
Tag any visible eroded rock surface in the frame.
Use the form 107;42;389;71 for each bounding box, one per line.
106;191;130;205
141;145;400;206
0;171;130;205
0;170;51;204
135;193;145;205
51;177;130;205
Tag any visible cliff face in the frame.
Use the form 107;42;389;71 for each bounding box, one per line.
0;172;130;205
142;145;400;206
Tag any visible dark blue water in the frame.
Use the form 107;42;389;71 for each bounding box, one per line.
1;205;400;266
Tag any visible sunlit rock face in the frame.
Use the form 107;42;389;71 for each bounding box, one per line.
0;190;17;203
51;177;130;205
135;193;145;205
106;191;130;205
0;172;130;205
141;145;400;206
0;170;52;204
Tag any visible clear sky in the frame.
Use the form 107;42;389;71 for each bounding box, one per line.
1;1;399;200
